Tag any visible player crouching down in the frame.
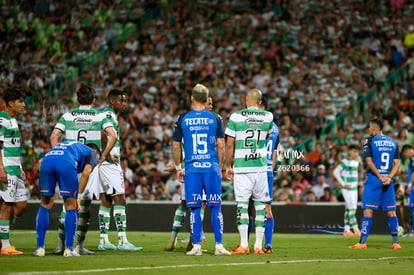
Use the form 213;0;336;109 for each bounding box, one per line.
34;141;101;257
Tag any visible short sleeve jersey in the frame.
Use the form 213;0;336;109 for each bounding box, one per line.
173;109;224;174
44;141;98;172
102;107;120;161
266;122;280;172
225;107;273;173
363;135;400;176
55;106;113;149
0;111;21;176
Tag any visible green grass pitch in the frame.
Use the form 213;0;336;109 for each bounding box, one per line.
0;231;413;274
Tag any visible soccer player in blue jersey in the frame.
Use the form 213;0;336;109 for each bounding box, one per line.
262;99;279;253
349;118;402;249
34;141;100;257
172;84;230;256
402;144;414;237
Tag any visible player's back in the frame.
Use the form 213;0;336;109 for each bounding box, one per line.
55;106;112;148
45;141;93;173
226;107;273;173
364;134;399;176
173;109;223;173
266;122;279;172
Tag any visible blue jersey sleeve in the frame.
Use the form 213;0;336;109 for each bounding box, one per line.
363;137;372;159
84;150;98;168
214;113;225;138
172;114;185;142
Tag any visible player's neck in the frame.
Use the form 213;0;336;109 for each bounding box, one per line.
192;103;205;111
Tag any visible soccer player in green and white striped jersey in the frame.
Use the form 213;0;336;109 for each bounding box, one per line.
333;144;361;236
0;87;26;255
225;88;273;255
50;84;117;255
96;89;142;251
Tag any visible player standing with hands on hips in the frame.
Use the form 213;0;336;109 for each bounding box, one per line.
349;118;402;249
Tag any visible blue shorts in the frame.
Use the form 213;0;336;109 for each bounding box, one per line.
361;176;396;211
184;170;222;208
409;186;414;210
39;159;79;198
266;171;273;203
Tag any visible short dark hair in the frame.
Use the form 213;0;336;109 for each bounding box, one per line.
86;143;101;158
108;89;126;101
349;144;359;151
76;84;95;105
370;118;384;130
402;144;413;152
3;87;25;106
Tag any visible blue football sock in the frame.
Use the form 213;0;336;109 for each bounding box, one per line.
247;218;254;241
211;205;223;244
265;217;274;248
65;209;78;250
359;216;373;244
388;216;399;244
411;210;414;233
36;206;50;248
190;207;202;245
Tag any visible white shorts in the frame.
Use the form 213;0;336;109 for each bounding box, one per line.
99;163;125;196
0;175;27;203
81;167;101;200
341;189;358;209
234;172;270;202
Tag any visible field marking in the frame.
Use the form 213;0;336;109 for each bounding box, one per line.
8;256;414;275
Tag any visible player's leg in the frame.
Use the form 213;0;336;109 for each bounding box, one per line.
97;193;116;250
63;197;81;257
0;175;23;255
165;199;187;251
76;167;100;254
264;171;274;253
342;190;352;235
252;172;270;255
382;183;402;249
350;179;380;248
113;193;143;251
204;171;230;256
232;173;251;255
34;196;54;256
349;190;360;235
185;173;203;256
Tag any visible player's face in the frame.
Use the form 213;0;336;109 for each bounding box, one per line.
9;98;25;116
349;149;359;160
368;122;376;136
204;98;213;111
403;147;414;158
113;95;128;112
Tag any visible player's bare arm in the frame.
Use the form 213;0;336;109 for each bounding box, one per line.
217;137;225;172
172;140;184;182
101;126;117;164
0;141;7;183
224;136;235;181
50;128;63;147
365;156;385;183
384;159;401;185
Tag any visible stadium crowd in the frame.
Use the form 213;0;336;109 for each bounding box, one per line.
0;0;414;204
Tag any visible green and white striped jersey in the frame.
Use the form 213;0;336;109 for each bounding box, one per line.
101;107;120;161
54;106;113;149
333;158;359;190
225;107;273;173
0;111;21;176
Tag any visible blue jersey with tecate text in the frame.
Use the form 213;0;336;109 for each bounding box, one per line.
363;135;399;176
266;122;280;172
43;141;98;173
173;109;224;173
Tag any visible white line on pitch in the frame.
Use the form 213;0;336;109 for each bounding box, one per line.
8;256;414;275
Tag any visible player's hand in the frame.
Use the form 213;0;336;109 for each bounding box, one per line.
76;198;81;213
20;168;26;181
225;167;233;181
344;184;351;189
165;164;176;173
177;170;184;183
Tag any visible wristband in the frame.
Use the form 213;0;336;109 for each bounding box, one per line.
78;193;83;198
175;165;182;171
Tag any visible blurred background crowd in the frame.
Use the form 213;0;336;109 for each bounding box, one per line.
0;0;414;204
